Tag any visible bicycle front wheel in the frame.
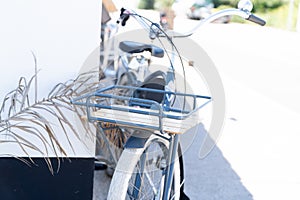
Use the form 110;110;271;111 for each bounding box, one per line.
107;134;181;200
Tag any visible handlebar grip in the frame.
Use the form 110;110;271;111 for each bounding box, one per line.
247;14;266;26
117;8;130;26
121;14;130;26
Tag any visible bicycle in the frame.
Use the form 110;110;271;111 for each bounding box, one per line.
72;0;265;199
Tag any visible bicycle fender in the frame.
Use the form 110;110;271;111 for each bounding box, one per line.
124;135;150;149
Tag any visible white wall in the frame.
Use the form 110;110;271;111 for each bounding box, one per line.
0;0;101;98
0;0;101;157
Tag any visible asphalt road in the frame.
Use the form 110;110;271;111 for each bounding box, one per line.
93;15;300;200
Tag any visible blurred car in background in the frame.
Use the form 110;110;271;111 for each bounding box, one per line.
187;0;214;20
184;0;231;23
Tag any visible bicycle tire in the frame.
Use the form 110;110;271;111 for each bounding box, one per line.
107;134;181;200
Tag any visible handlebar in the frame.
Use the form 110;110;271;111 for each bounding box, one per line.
181;8;265;37
117;7;266;38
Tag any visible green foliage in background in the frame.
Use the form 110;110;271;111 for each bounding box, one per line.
138;0;155;9
215;0;299;31
252;0;286;12
139;0;174;10
255;0;299;30
212;0;237;8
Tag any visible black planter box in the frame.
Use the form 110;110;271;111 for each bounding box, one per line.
0;157;94;200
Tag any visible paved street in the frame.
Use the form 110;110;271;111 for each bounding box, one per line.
177;18;300;199
93;14;300;199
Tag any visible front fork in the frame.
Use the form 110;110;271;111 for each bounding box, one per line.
162;134;180;200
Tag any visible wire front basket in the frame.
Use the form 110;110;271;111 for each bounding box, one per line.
71;85;211;134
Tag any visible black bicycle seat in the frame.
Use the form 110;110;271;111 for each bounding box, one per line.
119;41;164;58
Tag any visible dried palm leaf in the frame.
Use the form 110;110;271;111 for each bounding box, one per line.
0;61;104;174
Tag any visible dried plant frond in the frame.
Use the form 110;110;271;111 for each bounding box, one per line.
0;66;105;174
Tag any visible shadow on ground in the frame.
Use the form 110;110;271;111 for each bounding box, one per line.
182;125;252;200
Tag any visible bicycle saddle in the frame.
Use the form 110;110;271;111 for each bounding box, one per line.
119;41;164;58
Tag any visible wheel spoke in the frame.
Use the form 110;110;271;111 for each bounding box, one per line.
127;141;166;199
132;153;146;198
